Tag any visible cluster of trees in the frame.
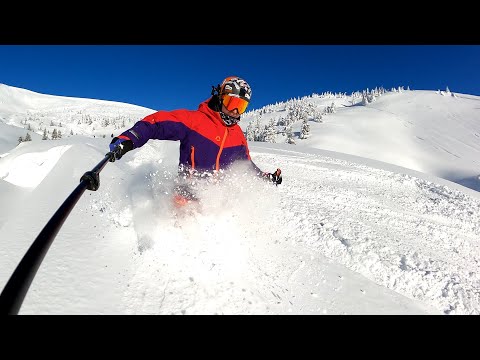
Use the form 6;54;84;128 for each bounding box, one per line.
42;128;63;140
18;127;78;144
438;86;457;97
245;85;409;144
77;114;129;129
20;108;139;142
25;109;134;129
18;133;32;144
245;96;336;144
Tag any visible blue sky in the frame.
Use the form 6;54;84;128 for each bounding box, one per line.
1;45;479;112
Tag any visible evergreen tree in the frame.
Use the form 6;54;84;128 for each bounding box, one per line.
18;136;23;144
361;93;368;105
246;122;255;141
300;119;310;139
254;118;263;141
24;133;32;141
42;128;48;140
285;125;296;144
264;119;277;143
51;128;58;140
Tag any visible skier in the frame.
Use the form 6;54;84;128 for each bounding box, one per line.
108;76;282;207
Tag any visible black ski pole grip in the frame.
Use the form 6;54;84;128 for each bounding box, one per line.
107;151;116;162
80;171;100;191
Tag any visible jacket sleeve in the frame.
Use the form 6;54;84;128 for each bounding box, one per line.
250;158;264;176
119;110;192;149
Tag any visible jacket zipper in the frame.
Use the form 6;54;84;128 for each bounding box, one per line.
215;128;228;171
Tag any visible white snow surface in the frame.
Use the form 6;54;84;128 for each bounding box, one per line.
0;84;479;315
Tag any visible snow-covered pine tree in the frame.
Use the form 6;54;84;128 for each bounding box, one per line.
254;118;263;142
245;121;255;141
264;119;277;143
300;119;310;139
285;124;296;144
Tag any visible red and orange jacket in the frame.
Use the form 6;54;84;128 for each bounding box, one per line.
117;97;262;175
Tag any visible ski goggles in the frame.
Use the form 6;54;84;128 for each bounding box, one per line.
222;94;249;115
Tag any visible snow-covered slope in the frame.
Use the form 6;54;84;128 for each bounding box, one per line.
242;89;480;192
0;83;155;139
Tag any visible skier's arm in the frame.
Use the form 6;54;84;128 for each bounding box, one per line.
121;110;192;148
245;143;282;185
109;110;192;161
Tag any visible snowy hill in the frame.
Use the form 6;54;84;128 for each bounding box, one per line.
0;83;154;139
242;88;480;192
0;84;479;315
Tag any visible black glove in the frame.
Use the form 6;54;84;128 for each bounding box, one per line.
108;137;134;162
262;168;282;185
271;168;282;185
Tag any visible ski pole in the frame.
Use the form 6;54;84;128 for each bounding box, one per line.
0;150;117;315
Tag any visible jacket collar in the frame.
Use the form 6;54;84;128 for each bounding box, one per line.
197;98;226;127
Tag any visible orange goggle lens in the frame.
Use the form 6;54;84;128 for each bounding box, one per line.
222;95;249;114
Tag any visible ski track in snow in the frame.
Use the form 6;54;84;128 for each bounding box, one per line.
111;148;480;315
258;149;480;315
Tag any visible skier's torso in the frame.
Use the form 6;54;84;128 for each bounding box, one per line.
121;99;252;173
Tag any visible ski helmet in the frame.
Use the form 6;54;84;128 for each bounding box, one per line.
219;76;252;101
216;76;252;126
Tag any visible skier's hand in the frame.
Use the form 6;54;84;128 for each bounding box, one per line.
271;168;282;185
108;137;133;162
262;168;282;185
